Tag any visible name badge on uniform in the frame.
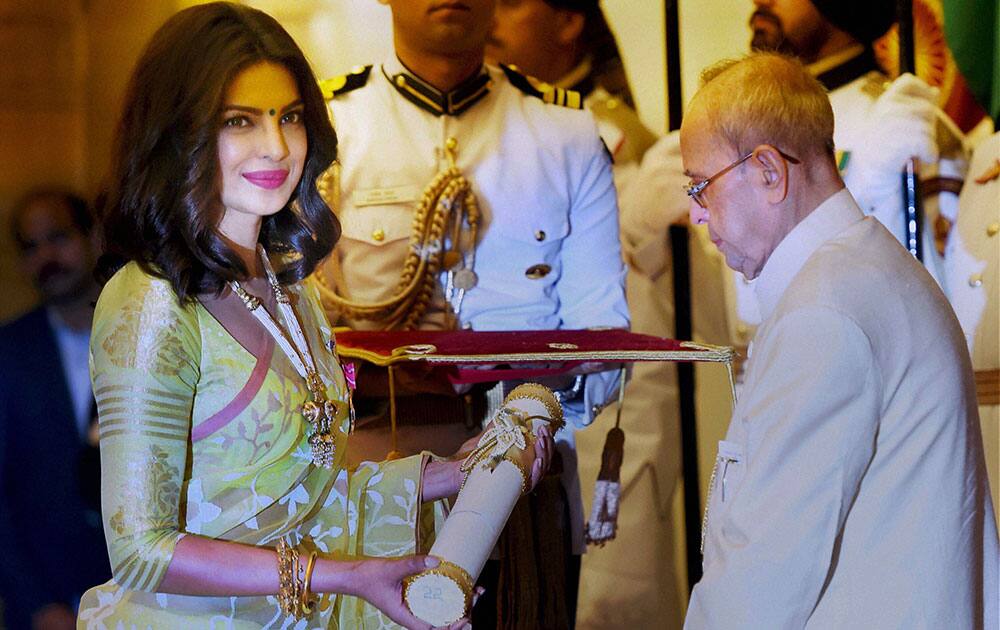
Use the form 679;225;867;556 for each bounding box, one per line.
352;184;419;207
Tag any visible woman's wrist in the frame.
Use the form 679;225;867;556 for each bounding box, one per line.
421;458;463;502
309;557;364;598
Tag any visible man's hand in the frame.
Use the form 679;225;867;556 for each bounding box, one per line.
457;421;554;486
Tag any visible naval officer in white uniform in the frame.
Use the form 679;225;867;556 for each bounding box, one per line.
315;1;628;625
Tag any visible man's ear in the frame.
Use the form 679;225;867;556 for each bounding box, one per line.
555;10;586;47
753;145;789;203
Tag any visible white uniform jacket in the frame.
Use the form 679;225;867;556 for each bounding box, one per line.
947;131;1000;520
322;55;628;424
321;57;630;551
686;189;998;630
947;132;999;372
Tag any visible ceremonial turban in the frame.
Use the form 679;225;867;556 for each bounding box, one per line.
811;0;896;45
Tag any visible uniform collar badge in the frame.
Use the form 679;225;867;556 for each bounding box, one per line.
382;56;491;118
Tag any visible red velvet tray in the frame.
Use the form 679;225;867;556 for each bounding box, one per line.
333;329;733;384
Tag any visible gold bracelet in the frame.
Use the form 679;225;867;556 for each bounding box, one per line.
300;550;318;615
276;538;302;618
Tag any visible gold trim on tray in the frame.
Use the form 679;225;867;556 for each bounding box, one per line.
332;335;736;368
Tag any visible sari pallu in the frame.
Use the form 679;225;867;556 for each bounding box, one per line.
78;264;429;629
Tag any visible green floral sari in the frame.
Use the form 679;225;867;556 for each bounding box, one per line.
78;263;429;629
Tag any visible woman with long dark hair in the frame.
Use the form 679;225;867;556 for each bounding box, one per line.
77;4;550;627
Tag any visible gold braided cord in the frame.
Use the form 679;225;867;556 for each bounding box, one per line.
459;450;531;495
315;143;480;330
504;383;564;432
457;383;561;494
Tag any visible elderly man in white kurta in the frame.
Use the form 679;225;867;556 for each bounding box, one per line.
680;53;998;629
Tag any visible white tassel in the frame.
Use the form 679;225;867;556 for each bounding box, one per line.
586;479;621;544
585;425;624;546
586;367;627;546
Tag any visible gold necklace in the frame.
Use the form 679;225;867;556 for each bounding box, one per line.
231;246;338;468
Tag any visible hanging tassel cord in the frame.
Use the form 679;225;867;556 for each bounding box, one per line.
586;365;628;546
385;365;404;460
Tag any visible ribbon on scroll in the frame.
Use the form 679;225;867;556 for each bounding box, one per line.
403;384;565;626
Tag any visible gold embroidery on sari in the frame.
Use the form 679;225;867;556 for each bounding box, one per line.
109;444;181;536
102;285;192;376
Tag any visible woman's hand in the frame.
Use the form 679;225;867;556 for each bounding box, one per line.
421;422;554;501
421;458;464;502
349;555;479;630
523;425;554;491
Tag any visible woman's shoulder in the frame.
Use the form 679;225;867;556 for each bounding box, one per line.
94;262;200;336
98;262;181;306
92;262;203;376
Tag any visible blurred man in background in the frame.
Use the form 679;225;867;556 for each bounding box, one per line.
630;0;961;353
486;0;656;171
946;131;1000;518
0;189;109;630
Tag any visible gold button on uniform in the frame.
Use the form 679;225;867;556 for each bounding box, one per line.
969;273;983;288
988;222;999;237
525;263;551;279
372;228;385;242
535;230;546;242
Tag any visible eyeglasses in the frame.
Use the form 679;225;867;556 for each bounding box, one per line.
684;147;801;209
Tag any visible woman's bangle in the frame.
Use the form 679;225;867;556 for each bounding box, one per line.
301;550;318;615
276;538;302;617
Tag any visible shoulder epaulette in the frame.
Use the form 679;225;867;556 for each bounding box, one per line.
500;64;583;109
319;65;373;100
859;70;888;100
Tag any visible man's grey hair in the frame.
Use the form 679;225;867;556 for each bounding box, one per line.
695;53;836;162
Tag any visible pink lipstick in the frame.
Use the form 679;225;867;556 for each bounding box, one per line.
242;169;289;190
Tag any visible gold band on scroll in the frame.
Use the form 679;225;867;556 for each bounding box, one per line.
504;382;564;431
403;558;475;624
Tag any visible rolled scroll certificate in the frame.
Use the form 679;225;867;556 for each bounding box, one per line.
403;383;564;626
